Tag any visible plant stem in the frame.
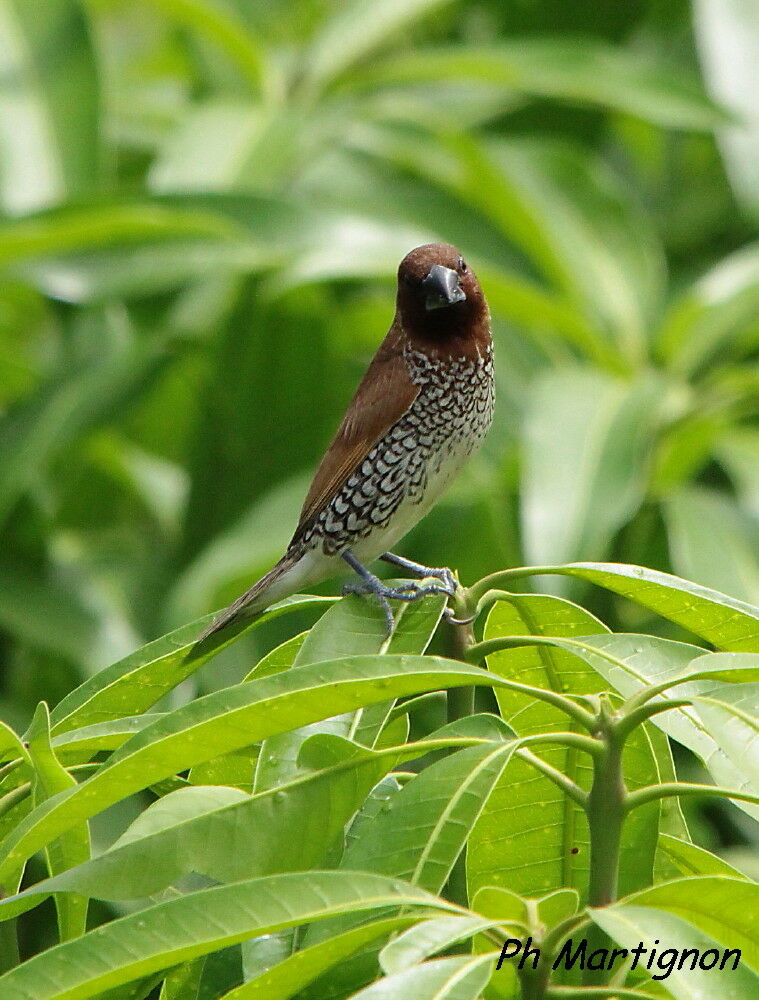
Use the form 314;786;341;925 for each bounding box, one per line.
616;698;693;737
516;749;587;807
580;701;628;990
447;614;476;724
444;611;477;905
586;720;625;907
625;782;759;813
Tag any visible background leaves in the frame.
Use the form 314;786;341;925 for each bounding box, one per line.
0;1;757;997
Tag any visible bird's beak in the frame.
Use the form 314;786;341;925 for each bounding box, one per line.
422;264;466;311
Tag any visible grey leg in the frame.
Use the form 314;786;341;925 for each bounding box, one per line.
341;550;451;635
379;552;457;596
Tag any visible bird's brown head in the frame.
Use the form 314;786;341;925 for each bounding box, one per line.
395;243;490;358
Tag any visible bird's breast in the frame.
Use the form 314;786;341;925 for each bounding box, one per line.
294;344;494;563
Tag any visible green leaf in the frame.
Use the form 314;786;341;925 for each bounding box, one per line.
0;0;102;213
380;916;497;974
692;688;759;818
49;595;332;734
227;918;416;1000
120;0;266;93
498;634;758;805
0;736;414;913
26;703;89;941
245;632;308;681
301;0;454;94
0;872;456;1000
591;900;759;998
303;739;518;983
717;427;759;522
346;954;494;1000
665;488;759;607
482;593;610;733
338;742;517;893
472;602;662;901
0;655;498;883
0;327;171;532
255;593;444;790
656;243;759;374
0;557;99;666
521;370;661;568
477;562;759;651
694;2;759;220
535;634;759;816
51;716;164;765
657;833;749;880
470;595;600;900
356;40;728;129
0;201;243;270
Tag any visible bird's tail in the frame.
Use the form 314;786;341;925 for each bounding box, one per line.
196;554;299;642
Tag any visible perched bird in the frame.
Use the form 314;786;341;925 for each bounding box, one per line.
199;242;494;640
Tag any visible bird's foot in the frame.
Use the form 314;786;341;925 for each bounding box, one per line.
342;550;454;636
379;553;457;596
379;553;477;625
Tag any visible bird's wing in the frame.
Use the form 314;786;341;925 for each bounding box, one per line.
295;329;419;534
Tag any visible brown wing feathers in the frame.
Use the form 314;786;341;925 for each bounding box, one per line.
295;325;418;534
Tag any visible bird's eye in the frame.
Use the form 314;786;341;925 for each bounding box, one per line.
458;256;468;273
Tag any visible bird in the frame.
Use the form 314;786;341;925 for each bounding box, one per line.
198;242;494;641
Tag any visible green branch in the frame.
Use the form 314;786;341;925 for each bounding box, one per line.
466;638;597;731
626;782;759;813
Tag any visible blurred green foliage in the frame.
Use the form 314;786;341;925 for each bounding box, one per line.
0;0;757;728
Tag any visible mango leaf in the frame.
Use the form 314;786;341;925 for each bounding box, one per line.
255;592;445;790
51;715;164;764
694;1;759;220
550;635;759;813
245;632;307;681
482;593;610;733
470;595;600;900
693;687;759;816
302;0;453;93
303;736;518;988
48;594;333;734
26;702;90;941
0;739;409;919
656;243;759;375
346;954;494;1000
521;371;661;569
473;597;666;901
0;654;498;884
338;742;517;893
657;833;748;880
619;875;759;971
496;634;758;815
591;902;758;999
480;562;759;651
380;915;498;974
227;917;416;1000
357;40;728;129
0;872;456;1000
665;488;759;607
0;0;102;214
717;426;759;521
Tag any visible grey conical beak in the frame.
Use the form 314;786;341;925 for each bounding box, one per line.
422;264;466;311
